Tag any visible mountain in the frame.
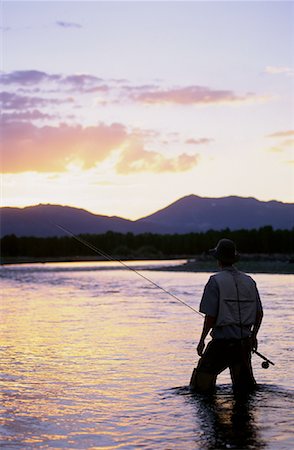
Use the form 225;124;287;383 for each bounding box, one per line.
138;195;294;233
0;204;169;237
1;195;293;237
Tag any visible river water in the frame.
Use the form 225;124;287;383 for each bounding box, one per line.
1;261;293;449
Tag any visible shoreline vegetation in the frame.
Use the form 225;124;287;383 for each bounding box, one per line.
1;227;293;273
1;254;293;274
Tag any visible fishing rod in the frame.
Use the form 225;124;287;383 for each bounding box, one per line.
53;223;274;368
54;223;203;317
254;350;275;369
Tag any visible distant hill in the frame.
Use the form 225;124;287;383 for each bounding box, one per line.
138;195;294;233
1;195;293;237
0;204;168;237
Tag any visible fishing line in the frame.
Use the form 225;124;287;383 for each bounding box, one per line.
54;223;204;317
53;222;274;367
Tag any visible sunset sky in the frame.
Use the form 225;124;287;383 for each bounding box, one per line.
1;1;293;219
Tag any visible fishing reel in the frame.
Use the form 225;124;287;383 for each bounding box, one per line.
254;350;274;369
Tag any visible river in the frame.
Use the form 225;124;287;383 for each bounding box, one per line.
1;261;293;449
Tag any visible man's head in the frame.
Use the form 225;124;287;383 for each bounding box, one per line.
209;239;239;266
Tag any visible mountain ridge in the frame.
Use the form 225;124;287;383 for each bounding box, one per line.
1;195;293;237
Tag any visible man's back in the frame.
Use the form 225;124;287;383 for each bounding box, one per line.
213;268;259;329
200;267;262;339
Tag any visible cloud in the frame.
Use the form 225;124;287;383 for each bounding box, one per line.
1;70;269;107
0;71;106;93
2;122;127;173
268;130;294;138
61;74;109;93
0;91;74;111
267;130;294;153
0;70;59;85
128;85;265;105
2;110;54;122
271;138;294;151
1;91;43;109
185;138;213;145
63;74;103;85
2;121;198;175
56;21;82;29
265;66;294;76
116;139;199;174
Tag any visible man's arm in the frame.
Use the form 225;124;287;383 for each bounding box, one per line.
197;315;216;356
197;276;219;356
251;286;263;351
251;308;263;351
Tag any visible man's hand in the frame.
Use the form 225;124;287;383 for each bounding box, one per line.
196;315;215;357
251;309;263;352
197;339;205;356
251;336;258;351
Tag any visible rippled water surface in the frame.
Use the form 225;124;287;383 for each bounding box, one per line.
1;261;293;449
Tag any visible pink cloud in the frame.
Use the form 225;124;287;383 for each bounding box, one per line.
186;138;213;145
267;130;294;153
130;86;261;105
2;122;127;173
269;138;294;151
268;130;294;138
116;140;199;174
1;70;267;107
2;121;198;175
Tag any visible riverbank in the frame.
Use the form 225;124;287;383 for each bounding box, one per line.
1;254;293;274
157;253;294;274
0;255;107;265
157;258;294;274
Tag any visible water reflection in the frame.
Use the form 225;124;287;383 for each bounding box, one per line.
190;386;266;449
1;266;293;448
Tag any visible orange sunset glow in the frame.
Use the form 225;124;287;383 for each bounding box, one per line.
1;1;293;219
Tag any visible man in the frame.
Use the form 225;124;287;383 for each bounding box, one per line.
190;238;263;394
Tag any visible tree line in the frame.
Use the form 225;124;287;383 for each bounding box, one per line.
1;226;293;258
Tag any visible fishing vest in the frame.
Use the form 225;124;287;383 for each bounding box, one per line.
213;269;258;328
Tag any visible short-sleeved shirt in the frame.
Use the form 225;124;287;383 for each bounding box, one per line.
199;267;263;339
